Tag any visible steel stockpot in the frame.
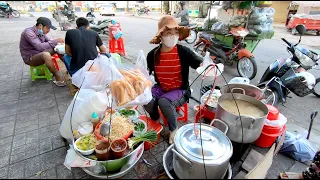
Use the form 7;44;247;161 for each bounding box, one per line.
215;93;269;143
172;121;233;179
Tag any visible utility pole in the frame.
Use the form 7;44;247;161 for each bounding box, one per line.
160;1;162;14
126;1;129;12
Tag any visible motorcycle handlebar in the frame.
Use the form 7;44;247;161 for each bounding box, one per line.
281;38;291;47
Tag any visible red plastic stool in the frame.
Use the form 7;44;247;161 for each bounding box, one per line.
109;38;126;56
51;54;60;71
158;103;189;126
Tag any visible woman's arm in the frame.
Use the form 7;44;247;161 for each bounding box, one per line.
185;46;203;69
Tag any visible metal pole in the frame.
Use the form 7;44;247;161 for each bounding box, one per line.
160;1;162;14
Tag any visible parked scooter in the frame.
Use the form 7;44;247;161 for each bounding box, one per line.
86;14;111;35
194;27;258;80
53;5;75;22
258;24;320;106
136;6;150;16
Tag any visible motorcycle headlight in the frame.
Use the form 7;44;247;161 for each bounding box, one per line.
294;49;315;68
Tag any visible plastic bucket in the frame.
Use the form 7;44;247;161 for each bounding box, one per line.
262;124;283;134
255;125;286;148
266;104;279;120
139;115;163;151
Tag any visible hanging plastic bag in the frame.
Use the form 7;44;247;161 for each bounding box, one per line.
196;51;224;77
264;113;287;127
279;131;317;164
72;55;117;89
109;50;153;108
64;144;97;170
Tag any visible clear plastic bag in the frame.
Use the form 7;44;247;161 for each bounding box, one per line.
110;50;153;108
196;51;224;77
71;55;115;89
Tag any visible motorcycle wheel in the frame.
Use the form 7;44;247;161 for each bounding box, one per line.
258;85;279;106
237;56;257;80
194;43;206;56
313;78;320;98
12;10;20;18
185;29;197;44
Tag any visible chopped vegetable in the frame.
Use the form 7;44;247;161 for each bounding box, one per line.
118;109;136;118
76;134;97;151
128;130;157;149
134;122;145;132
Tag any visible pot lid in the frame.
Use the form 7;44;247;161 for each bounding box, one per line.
221;83;264;100
174;123;233;164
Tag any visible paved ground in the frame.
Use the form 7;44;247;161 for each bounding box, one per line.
0;12;319;179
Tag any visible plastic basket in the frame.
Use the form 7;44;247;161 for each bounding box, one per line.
280;68;313;97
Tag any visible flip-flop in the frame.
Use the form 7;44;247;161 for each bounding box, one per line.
53;80;66;87
279;172;302;179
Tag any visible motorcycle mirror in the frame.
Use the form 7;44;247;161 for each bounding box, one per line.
296;24;306;36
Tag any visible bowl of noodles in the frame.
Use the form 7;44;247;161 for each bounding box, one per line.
94;114;134;141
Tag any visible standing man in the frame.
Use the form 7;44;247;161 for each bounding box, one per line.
19;17;66;86
64;17;107;76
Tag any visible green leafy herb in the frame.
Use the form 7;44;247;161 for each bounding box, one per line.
118;109;136;118
128;130;157;149
134;122;145;132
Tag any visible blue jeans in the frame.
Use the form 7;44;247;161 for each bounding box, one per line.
63;54;77;76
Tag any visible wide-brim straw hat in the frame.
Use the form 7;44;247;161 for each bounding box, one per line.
149;15;190;44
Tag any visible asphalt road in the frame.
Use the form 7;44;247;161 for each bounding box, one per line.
12;13;320;144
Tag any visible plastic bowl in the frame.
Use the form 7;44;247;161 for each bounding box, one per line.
74;136;95;156
133;119;147;137
78;122;93;136
116;108;139;121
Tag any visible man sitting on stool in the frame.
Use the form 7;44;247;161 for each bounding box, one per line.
64;17;107;76
19;17;66;87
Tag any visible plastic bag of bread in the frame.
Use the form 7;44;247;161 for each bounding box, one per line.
110;50;153;108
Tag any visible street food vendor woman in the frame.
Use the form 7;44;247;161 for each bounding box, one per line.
144;15;203;144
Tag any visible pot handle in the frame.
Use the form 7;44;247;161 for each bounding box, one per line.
171;148;193;167
209;119;229;134
236;115;257;129
231;87;246;95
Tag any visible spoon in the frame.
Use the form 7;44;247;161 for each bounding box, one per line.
100;122;112;136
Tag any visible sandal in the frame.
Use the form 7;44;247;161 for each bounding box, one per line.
279;172;303;179
53;80;66;87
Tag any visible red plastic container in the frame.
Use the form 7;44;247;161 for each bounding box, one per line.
262;124;283;134
266;104;280;120
139;115;163;151
255;125;286;148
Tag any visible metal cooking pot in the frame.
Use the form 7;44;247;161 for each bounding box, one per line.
172;121;233;179
215;93;269;143
220;83;265;100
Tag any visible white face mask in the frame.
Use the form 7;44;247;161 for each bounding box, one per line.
161;35;179;48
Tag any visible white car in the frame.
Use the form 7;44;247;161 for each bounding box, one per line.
99;4;115;16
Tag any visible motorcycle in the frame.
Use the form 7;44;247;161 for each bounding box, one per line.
258;24;320;106
136;7;149;16
86;15;111;35
0;3;20;18
194;27;258;80
53;5;76;22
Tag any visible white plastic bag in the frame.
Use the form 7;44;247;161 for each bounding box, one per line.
55;44;65;55
64;145;97;170
264;113;287;127
72;55;115;89
196;51;224;77
59;89;111;142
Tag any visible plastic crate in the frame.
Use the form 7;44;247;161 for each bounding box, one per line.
214;34;234;48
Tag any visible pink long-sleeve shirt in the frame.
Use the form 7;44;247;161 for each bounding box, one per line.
19;26;58;63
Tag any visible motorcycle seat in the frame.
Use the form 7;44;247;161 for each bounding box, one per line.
210;37;227;49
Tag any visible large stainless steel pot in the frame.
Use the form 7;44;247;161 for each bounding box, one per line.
172;122;233;179
163;144;232;179
215;93;269;143
220;83;265;100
